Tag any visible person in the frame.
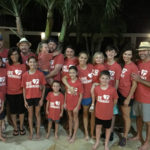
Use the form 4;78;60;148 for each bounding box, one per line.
0;56;6;142
90;70;118;150
46;81;64;139
22;56;46;140
0;34;9;64
17;37;35;64
6;47;26;136
63;52;94;140
118;47;138;146
61;45;78;78
37;41;60;76
104;45;121;141
131;41;150;150
65;66;83;143
46;37;64;85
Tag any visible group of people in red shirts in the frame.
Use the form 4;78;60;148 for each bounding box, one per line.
0;34;150;150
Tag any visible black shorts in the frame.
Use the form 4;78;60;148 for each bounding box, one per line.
95;117;112;129
6;94;25;114
0;111;5;120
26;98;40;107
118;92;134;107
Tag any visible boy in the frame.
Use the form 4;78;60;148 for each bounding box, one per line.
90;70;118;150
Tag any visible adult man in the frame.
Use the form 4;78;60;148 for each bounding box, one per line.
0;34;9;63
131;41;150;150
17;37;35;64
46;37;64;84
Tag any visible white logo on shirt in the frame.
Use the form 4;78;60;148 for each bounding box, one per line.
67;88;78;95
50;101;60;109
141;69;148;79
93;69;99;76
109;70;115;80
7;70;22;79
15;69;22;75
121;68;127;78
32;79;39;84
0;77;6;86
26;79;40;88
97;95;110;103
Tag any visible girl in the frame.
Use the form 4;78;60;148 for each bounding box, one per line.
6;47;26;136
61;45;78;78
0;56;6;141
46;81;64;139
63;52;93;140
37;41;60;76
118;47;138;146
65;66;83;143
22;56;46;139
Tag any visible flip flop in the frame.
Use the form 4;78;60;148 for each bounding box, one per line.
20;128;26;135
13;129;19;136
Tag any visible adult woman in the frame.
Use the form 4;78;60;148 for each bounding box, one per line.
6;47;26;136
118;47;138;146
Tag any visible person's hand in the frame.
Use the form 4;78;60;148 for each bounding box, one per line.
131;73;141;82
64;103;66;109
89;104;94;112
124;98;130;106
60;112;63;117
73;106;78;113
68;86;76;95
53;50;61;57
0;107;3;114
39;99;43;107
24;100;29;109
46;109;49;115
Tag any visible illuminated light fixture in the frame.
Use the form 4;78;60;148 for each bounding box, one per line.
58;32;60;37
41;32;45;40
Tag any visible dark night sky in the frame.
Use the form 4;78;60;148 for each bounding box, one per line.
0;0;150;33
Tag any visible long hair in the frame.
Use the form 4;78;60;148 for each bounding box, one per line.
8;47;22;65
36;41;48;54
92;51;104;65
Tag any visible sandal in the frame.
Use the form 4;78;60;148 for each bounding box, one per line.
13;129;19;136
119;137;126;146
20;128;26;135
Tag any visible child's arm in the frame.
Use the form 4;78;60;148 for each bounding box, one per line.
39;85;46;106
64;93;66;109
73;93;83;113
62;76;76;94
0;101;4;113
124;80;137;106
115;79;119;90
60;104;64;117
23;88;28;109
89;88;96;112
46;101;49;115
114;99;118;105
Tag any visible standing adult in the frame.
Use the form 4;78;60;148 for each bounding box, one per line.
17;37;35;64
131;41;150;150
46;37;64;84
0;34;9;64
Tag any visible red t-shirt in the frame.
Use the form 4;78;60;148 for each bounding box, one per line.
105;62;121;87
0;48;8;63
0;91;5;110
6;63;26;94
22;70;46;99
77;64;93;98
119;62;138;98
61;57;78;78
46;92;64;120
94;85;118;120
65;78;83;110
50;53;64;81
38;52;53;70
21;52;36;64
0;68;7;95
135;60;150;103
92;64;105;83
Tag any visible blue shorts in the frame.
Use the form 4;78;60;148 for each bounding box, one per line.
48;118;59;123
38;69;49;76
0;111;5;120
81;97;92;106
113;104;119;115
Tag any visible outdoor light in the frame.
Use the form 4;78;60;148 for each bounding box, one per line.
57;32;60;37
41;32;45;40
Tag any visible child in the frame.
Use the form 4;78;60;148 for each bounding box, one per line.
104;45;121;141
0;56;6;141
46;81;64;139
65;66;83;143
90;70;118;150
22;56;46;139
37;41;60;76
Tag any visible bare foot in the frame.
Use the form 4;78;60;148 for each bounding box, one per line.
46;133;50;139
85;135;89;141
55;134;58;140
67;135;72;141
138;143;150;150
91;135;96;139
36;134;40;139
69;137;76;143
104;145;109;150
0;136;6;142
129;136;144;144
28;134;33;140
92;141;99;150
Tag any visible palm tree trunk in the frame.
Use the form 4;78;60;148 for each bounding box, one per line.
45;10;53;40
16;16;24;38
59;19;67;43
